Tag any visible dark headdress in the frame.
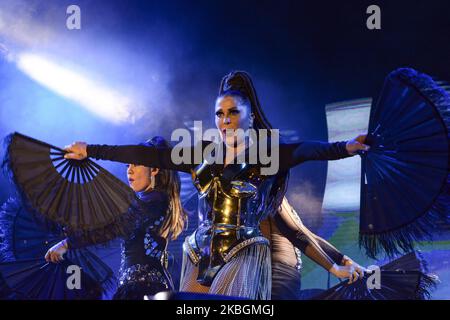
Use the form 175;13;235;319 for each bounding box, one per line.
218;70;288;216
218;71;273;132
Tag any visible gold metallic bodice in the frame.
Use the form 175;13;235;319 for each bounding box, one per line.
184;160;283;285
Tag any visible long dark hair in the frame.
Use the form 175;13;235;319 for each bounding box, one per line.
143;136;186;240
219;71;274;132
218;70;289;216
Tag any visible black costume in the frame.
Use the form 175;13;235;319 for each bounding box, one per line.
66;190;174;299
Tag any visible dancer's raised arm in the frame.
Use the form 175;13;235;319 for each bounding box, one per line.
279;134;369;170
63;140;211;173
275;197;367;284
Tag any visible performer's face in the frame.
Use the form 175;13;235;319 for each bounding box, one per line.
126;164;157;192
215;95;251;147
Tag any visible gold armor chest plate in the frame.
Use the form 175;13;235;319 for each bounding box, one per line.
185;161;281;285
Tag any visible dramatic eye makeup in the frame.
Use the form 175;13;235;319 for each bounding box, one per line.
215;108;240;118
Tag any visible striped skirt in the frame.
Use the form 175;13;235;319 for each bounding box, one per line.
179;242;271;300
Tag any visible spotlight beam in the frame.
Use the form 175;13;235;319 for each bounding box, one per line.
16;53;134;124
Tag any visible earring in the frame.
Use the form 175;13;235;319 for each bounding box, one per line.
249;113;255;129
150;175;155;189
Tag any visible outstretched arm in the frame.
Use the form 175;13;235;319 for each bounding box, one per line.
86;144;193;172
63;141;210;173
273;203;335;270
45;222;130;263
279;134;369;170
44;194;169;262
313;234;363;269
275;197;367;283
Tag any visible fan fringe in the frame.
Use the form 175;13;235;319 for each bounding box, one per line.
0;197;19;262
360;68;450;259
416;273;440;300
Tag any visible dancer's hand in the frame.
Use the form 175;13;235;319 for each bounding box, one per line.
346;134;370;155
342;255;367;281
329;263;368;284
45;239;68;263
64;141;88;160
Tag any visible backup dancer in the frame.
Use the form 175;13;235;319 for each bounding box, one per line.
46;136;186;299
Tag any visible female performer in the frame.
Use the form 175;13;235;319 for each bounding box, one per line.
45;136;186;300
62;71;368;299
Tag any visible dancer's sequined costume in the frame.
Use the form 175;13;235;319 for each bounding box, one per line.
66;190;173;299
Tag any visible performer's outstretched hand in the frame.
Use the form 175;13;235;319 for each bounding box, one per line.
45;239;68;263
346;134;370;155
64;141;88;160
330;261;368;284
